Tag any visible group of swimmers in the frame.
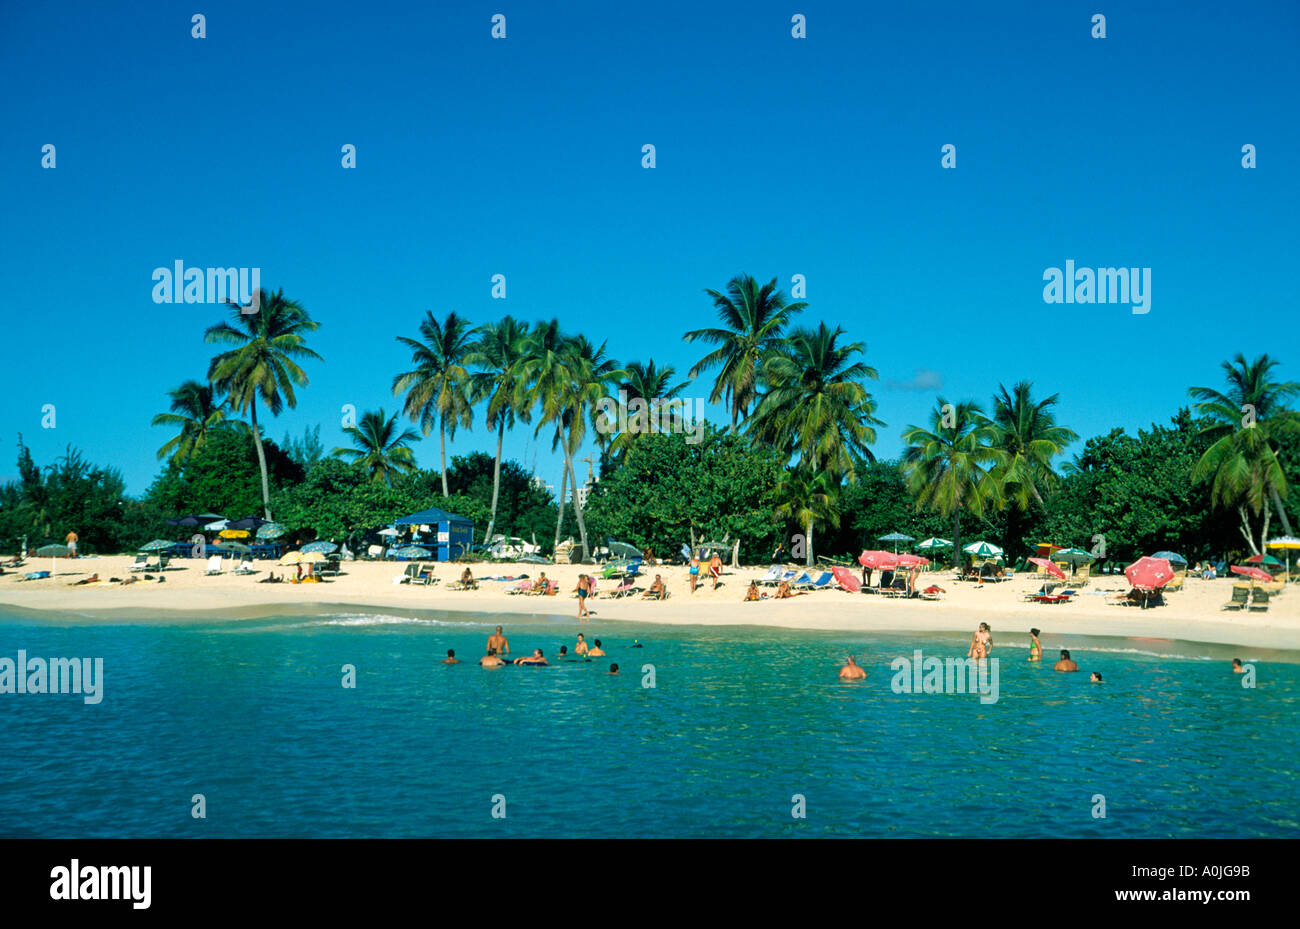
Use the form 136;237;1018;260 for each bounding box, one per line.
442;626;622;674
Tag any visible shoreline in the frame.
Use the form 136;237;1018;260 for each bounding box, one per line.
1;555;1296;650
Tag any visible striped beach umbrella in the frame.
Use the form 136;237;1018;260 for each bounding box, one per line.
915;537;952;550
301;541;339;554
256;522;286;540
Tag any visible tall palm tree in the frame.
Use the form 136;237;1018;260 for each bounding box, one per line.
606;358;690;460
151;380;231;464
393;310;480;498
901;400;1001;566
330;408;420;485
467;316;532;544
205;288;322;519
746;321;882;481
516;319;574;555
684;274;806;432
1189;353;1299;552
987;381;1078;552
773;467;839;566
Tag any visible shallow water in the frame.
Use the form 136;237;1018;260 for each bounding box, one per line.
1;611;1296;837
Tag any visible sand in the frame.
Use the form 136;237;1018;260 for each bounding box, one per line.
1;555;1296;650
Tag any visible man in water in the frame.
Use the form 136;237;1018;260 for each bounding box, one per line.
839;655;866;681
514;648;548;666
480;647;505;668
575;633;589;656
1232;659;1245;674
1054;649;1079;672
441;649;460;664
1089;672;1103;683
557;645;569;660
587;639;606;658
487;626;510;656
608;663;620;675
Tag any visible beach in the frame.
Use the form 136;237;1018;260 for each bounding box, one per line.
3;556;1296;650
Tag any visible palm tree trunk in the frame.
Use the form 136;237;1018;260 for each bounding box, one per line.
564;437;590;562
1238;505;1260;556
439;423;449;498
805;518;814;567
484;420;505;545
249;398;272;520
1269;485;1293;537
952;508;962;571
553;466;568;555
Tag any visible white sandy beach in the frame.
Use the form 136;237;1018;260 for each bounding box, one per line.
1;555;1296;650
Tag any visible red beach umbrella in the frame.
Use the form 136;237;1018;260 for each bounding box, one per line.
1230;565;1273;583
831;565;862;592
858;550;898;569
1125;556;1174;590
895;553;930;567
1028;557;1067;581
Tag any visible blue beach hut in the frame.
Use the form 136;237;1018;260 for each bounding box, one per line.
393;507;475;562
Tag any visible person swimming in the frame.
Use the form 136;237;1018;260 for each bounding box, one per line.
514;648;548;666
480;647;505;668
441;649;460;665
1054;649;1079;672
1232;659;1245;674
839;655;866;681
608;663;620;675
587;639;606;658
575;633;588;656
1028;628;1042;662
557;645;569;659
1090;672;1103;683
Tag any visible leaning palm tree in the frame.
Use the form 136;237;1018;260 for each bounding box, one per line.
331;408;420;486
516;319;574;555
901;400;1001;566
606;358;691;461
205;289;322;519
393;310;480;498
151;380;230;464
1189;353;1299;551
746;321;882;482
684;274;806;432
467;316;532;544
773;467;839;567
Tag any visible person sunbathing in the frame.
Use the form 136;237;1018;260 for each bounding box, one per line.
643;575;667;600
529;571;549;594
775;580;804;599
69;573;100;586
460;567;478;590
744;582;766;602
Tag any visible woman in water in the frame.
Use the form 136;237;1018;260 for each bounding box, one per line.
1028;627;1042;662
575;633;589;657
968;622;993;660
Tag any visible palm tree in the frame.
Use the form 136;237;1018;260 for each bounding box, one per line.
516;319;573;555
901;400;1001;566
746;321;882;481
773;467;839;566
1189;353;1299;552
205;288;322;519
393;310;480;498
987;381;1078;552
606;358;690;460
151;380;230;464
684;274;806;432
467;316;532;545
330;408;420;485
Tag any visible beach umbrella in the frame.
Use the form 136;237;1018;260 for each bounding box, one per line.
138;539;174;552
915;537;952;550
377;528;400;537
1053;547;1094;566
895;553;930;567
299;551;326;564
1125;556;1174;590
279;551;304;566
1243;553;1282;566
1028;557;1067;581
256;522;286;540
831;565;861;592
226;517;268;532
35;543;71;577
219;529;251;539
1267;536;1300;584
858;549;898;570
301;541;339;554
962;540;1003;559
391;545;432;560
1151;551;1188;567
878;531;915;553
1034;542;1064;558
1230;565;1273;583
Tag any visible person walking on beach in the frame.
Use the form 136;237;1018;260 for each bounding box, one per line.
1028;628;1042;662
709;552;723;589
488;626;510;656
839;656;866;681
688;556;700;593
906;566;919;598
576;573;592;620
1054;649;1079;672
65;530;78;558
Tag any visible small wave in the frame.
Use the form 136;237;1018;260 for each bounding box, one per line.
1071;646;1217;661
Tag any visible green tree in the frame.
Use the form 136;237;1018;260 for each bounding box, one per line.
331;408;420;485
604;358;691;461
151;381;231;465
205;288;322;519
773;467;839;566
467;316;531;545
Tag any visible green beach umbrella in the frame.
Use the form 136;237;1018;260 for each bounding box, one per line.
962;540;1003;559
1053;547;1094;566
35;543;71;577
256;522;286;540
138;539;174;552
915;537;952;550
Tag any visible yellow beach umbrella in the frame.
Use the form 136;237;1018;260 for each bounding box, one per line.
300;551;326;563
279;551;304;566
220;529;251;539
1267;537;1300;584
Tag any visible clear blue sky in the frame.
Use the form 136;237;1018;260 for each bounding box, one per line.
2;0;1297;496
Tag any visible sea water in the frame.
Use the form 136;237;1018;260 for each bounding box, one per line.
0;611;1296;838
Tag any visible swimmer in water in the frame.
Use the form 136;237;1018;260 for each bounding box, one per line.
514;648;548;666
1054;649;1079;672
1028;628;1042;662
1232;659;1245;674
575;633;588;656
557;645;569;659
480;647;505;668
1090;672;1103;683
587;639;606;658
608;663;620;675
839;655;866;681
441;649;460;665
487;626;510;656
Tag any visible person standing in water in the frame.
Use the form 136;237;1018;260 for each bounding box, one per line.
968;623;992;660
587;639;606;658
1028;628;1042;662
839;655;866;681
487;626;510;656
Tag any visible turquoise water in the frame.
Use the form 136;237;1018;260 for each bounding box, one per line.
1;611;1297;838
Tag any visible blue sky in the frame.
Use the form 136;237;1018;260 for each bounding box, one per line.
1;0;1297;496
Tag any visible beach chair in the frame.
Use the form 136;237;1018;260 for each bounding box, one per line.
808;571;834;590
790;572;814;589
204;555;223;576
610;579;640;598
756;565;784;586
507;579;534;595
232;560;257;576
403;563;434;586
1249;589;1271;612
1223;587;1250;611
128;554;149;572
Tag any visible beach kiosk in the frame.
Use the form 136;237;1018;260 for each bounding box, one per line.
393;507;475;562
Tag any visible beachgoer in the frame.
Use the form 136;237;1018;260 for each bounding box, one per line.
480;647;505;668
487;626;510;656
839;655;867;681
557;645;568;659
441;649;460;665
1054;649;1079;672
461;567;477;590
709;553;723;589
744;582;761;602
772;541;787;562
968;623;992;660
575;634;588;656
70;573;99;586
1232;659;1244;674
642;547;657;566
576;573;592;620
65;530;78;558
532;571;549;594
907;566;919;598
1090;672;1103;683
1028;628;1042;662
775;580;799;599
514;648;548;666
608;663;620;675
643;574;666;600
587;639;606;658
688;557;700;593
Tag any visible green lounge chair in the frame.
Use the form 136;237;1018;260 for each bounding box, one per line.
1223;587;1249;611
1249;588;1271;612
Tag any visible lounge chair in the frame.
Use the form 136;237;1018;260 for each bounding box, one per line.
128;554;150;572
790;572;814;589
807;571;834;590
756;565;784;586
18;571;51;581
1223;587;1250;611
403;563;434;586
232;561;257;576
204;555;223;576
1249;589;1271;612
507;580;534;595
609;579;640;598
